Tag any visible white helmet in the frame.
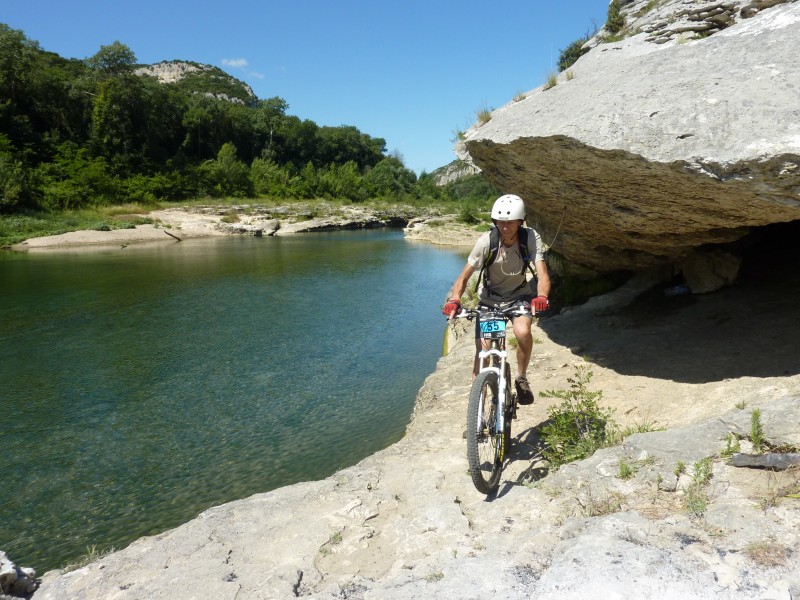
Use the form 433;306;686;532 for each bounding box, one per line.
491;194;526;221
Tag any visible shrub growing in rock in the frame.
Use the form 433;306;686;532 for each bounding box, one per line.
557;37;590;72
606;0;626;34
540;365;616;467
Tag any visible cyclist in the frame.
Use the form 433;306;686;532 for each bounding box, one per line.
442;194;551;405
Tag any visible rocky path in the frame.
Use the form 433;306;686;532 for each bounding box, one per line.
33;256;800;599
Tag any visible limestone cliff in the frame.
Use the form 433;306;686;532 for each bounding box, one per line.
134;60;257;105
456;0;800;286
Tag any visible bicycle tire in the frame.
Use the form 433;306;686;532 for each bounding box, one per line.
466;370;503;494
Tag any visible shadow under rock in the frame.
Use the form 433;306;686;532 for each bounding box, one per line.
539;237;800;384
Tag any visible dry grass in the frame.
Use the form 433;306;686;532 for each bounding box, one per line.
543;72;558;91
476;101;492;125
745;540;789;567
751;466;800;511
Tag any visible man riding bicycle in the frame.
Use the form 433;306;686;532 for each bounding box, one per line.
442;194;551;405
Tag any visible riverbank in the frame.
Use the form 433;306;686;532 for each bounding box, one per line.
9;203;483;251
32;254;800;598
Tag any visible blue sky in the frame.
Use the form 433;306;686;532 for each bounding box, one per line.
4;1;608;174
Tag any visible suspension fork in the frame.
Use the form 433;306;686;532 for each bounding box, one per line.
477;341;508;436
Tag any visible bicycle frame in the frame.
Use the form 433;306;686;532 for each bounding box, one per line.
458;305;529;459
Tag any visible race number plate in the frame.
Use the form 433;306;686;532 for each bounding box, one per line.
479;319;506;339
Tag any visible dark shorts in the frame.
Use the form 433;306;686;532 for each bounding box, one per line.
473;296;533;340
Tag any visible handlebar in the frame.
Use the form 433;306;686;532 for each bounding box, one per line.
452;305;535;320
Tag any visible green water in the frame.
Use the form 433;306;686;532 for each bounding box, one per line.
0;230;467;572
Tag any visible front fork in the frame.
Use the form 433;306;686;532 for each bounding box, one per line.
478;346;510;459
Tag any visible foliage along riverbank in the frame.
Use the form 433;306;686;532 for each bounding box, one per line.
3;199;489;250
0;24;498;222
0;196;493;249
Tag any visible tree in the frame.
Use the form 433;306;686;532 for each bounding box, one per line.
251;96;289;161
85;41;136;76
199;142;251;198
36;142;118;209
251;157;295;197
0;135;37;211
364;156;416;198
90;75;184;174
315;126;385;170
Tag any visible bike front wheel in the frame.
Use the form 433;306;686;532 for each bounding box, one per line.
466;370;503;494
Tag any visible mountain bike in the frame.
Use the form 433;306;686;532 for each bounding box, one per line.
455;304;532;494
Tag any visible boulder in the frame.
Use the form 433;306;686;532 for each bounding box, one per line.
457;1;800;280
0;551;37;597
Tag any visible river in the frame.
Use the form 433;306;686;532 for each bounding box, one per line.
0;230;468;572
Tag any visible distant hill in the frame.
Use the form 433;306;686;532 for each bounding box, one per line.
430;159;480;186
133;60;257;105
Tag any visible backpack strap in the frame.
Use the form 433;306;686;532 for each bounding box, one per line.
477;227;501;291
517;228;538;280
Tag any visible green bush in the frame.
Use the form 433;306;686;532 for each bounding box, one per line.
0;152;37;212
199;143;252;198
456;204;480;225
558;38;590;72
540;365;617;467
444;173;499;205
36;143;121;209
606;0;626;34
121;172;187;204
250;157;297;198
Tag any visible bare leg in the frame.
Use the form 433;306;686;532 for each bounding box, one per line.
512;315;533;377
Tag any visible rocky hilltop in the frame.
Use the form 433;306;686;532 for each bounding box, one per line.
134;60;257;105
457;0;800;290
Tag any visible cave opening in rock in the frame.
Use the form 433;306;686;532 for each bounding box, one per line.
735;219;800;288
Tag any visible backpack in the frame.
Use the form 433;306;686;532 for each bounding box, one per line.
477;226;538;295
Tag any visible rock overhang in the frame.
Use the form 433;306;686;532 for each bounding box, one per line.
457;1;800;279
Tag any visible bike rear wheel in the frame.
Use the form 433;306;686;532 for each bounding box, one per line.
466;370;503;494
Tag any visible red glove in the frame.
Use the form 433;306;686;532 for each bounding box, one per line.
531;295;550;313
442;299;461;318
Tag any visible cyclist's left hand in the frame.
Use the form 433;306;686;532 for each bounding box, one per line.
531;295;550;313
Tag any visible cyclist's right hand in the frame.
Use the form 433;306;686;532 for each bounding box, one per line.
442;299;461;319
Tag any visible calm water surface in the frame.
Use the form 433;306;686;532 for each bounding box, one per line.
0;230;467;572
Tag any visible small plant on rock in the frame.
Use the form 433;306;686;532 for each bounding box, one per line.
683;457;713;516
476;102;492;125
61;545;115;573
750;408;765;453
540;365;616;467
618;460;636;480
720;433;741;458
